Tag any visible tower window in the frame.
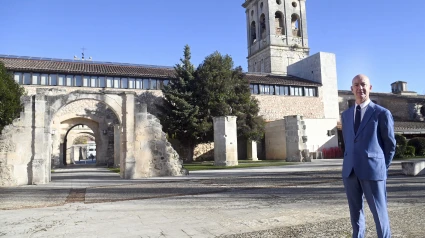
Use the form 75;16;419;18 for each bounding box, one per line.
251;21;257;44
276;0;282;5
292;2;297;7
260;14;266;39
291;14;301;37
275;12;285;36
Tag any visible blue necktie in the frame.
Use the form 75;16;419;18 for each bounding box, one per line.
354;105;361;134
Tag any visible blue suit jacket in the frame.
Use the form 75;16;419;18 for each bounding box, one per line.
341;102;396;180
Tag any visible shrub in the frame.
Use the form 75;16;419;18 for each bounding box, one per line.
407;137;425;156
394;134;407;158
404;146;416;157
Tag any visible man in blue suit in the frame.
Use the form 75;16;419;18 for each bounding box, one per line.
341;74;396;238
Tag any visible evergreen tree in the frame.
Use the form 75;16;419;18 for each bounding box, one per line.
0;62;25;134
157;45;210;162
194;52;264;142
158;47;264;161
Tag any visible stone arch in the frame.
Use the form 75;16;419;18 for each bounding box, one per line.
291;13;301;37
250;21;257;44
72;132;95;144
275;11;285;35
260;13;266;39
49;97;120;167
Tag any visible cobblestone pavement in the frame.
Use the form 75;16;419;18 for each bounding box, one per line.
0;159;424;238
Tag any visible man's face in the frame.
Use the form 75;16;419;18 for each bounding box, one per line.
351;75;372;103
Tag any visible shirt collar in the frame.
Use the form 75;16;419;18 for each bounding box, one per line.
356;99;371;109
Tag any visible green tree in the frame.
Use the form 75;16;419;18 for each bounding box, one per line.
0;62;25;134
157;47;265;161
157;45;210;162
194;52;264;142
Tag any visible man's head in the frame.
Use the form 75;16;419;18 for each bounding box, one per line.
351;74;372;104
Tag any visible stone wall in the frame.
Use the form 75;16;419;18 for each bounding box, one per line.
132;108;185;178
339;91;425;122
254;94;324;121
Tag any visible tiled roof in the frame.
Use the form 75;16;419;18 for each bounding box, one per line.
0;56;176;79
244;73;321;86
0;55;320;86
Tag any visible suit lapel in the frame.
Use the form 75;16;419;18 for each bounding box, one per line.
346;107;355;137
355;102;376;138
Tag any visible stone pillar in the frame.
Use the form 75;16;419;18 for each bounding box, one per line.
213;116;238;166
31;95;47;184
120;93;136;179
114;124;121;167
285;115;310;162
247;140;258;161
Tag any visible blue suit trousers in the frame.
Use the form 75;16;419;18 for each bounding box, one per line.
343;170;391;238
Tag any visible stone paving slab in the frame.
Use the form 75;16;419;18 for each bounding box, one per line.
0;159;424;237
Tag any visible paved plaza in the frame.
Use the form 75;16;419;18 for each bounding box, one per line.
0;159;424;238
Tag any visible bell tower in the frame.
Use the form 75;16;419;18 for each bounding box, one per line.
242;0;310;75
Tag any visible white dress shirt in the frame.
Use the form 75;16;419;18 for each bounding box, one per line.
354;99;371;122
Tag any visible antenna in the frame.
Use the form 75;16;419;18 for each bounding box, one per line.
81;47;87;60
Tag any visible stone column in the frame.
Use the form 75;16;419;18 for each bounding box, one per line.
31;95;48;184
285;115;310;162
120;92;136;179
114;124;121;167
247;140;258;161
213;116;238;166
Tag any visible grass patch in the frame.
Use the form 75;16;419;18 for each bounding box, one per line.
107;160;295;173
183;160;294;171
108;167;120;173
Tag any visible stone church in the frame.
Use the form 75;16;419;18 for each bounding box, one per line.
5;0;422;186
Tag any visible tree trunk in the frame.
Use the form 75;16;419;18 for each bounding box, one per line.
187;144;195;162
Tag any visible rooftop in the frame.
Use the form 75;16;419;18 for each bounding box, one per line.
0;54;321;86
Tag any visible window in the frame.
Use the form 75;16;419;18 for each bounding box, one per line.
82;76;89;87
40;74;48;85
113;77;120;88
250;21;257;44
32;73;40;85
90;76;97;87
58;75;65;86
98;77;105;88
290;86;303;96
75;75;82;87
23;73;31;85
259;84;265;94
121;78;128;89
135;79;142;89
14;73;22;84
128;78;135;89
260;14;266;39
143;79;149;89
49;74;57;85
163;80;169;87
66;75;73;86
106;77;113;88
304;87;316;96
279;86;289;95
275;12;285;36
151;79;157;90
291;14;301;37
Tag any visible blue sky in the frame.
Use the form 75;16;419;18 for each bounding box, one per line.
1;0;424;93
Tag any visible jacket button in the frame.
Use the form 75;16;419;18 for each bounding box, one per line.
354;140;357;143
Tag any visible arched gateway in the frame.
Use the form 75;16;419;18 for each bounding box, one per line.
0;88;185;186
